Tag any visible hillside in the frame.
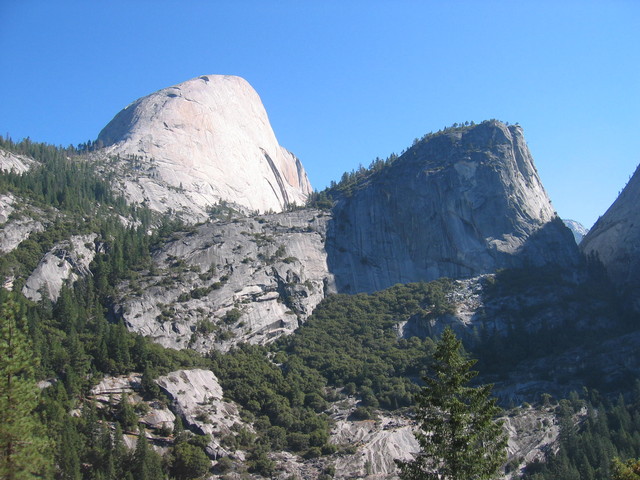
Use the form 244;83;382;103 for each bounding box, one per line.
1;82;639;479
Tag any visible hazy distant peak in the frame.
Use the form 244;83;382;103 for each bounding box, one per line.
562;219;589;244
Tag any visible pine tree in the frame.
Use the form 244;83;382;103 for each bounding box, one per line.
57;422;81;480
397;328;507;480
170;442;211;480
132;426;165;480
116;392;138;432
0;298;52;479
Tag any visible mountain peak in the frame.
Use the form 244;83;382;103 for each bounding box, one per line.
97;75;311;214
326;120;579;293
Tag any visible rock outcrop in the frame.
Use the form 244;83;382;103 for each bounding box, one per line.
119;210;334;351
580;164;640;304
97;75;312;218
331;416;419;478
502;406;560;478
0;193;46;254
22;234;96;301
326;121;580;293
115;121;586;351
0;147;36;173
156;369;246;458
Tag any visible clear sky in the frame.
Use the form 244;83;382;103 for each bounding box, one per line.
1;1;638;229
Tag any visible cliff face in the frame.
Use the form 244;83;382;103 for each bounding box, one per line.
581;164;640;304
326;121;580;293
118;210;334;351
97;75;312;216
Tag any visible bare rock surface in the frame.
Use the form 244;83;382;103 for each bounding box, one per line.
0;148;36;173
119;210;334;351
90;373;142;401
156;369;246;457
90;373;176;443
501;406;559;479
581;164;640;305
326;121;579;293
0;193;46;254
22;234;96;301
331;415;419;478
325;405;558;479
97;75;311;218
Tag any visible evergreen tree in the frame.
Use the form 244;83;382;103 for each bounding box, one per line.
57;422;81;480
132;426;165;480
0;298;52;480
170;442;211;480
112;423;128;479
397;328;507;480
116;392;138;432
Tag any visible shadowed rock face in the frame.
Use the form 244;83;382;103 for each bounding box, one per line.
97;75;312;215
581;164;640;303
326;121;580;293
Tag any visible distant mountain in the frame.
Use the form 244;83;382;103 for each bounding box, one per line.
562;219;589;244
97;75;311;217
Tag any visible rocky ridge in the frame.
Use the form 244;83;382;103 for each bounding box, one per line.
110;121;584;353
156;369;246;458
97;75;312;218
0;147;36;173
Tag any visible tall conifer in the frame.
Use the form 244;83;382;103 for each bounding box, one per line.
0;298;52;479
397;328;507;480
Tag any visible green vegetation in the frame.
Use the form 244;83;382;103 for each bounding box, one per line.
397;328;506;480
521;387;640;480
0;136;133;218
209;344;332;457
277;280;454;409
0;297;52;480
0;140;208;479
612;458;640;480
306;152;399;203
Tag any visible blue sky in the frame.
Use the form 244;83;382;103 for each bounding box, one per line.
1;1;638;228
